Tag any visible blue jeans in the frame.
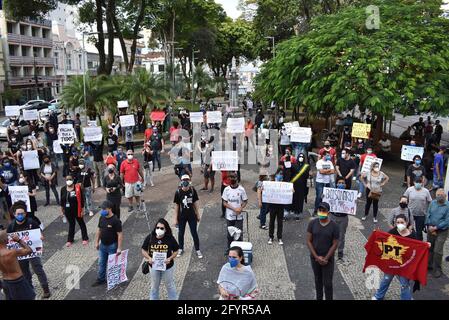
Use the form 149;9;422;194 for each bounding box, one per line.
150;266;177;300
152;150;161;170
84;186;93;213
433;174;443;189
374;273;412;300
97;242;118;282
260;202;269;226
357;175;365;195
315;182;329;211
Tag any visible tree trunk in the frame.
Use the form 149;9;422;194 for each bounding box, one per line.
95;0;107;75
105;0;115;75
127;0;146;73
180;56;189;95
374;112;383;143
112;15;129;71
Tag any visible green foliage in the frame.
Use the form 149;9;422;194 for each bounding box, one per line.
3;0;57;20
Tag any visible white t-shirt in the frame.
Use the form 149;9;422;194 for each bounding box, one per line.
222;185;248;221
315;159;334;184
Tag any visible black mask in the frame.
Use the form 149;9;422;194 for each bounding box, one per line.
399;202;407;209
108;168;114;174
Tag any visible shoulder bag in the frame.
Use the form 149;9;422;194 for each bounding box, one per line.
368;174;382;200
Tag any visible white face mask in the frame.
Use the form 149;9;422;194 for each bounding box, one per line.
79;165;84;169
155;228;165;237
19;178;25;184
373;167;380;172
27;144;32;150
127;155;133;160
66;180;74;186
397;223;407;232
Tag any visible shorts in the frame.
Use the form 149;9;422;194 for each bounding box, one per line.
125;182;142;198
204;165;216;179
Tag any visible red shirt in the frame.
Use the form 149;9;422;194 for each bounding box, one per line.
144;128;153;143
221;171;232;186
105;156;117;166
360;153;377;167
319;147;337;164
120;159;141;183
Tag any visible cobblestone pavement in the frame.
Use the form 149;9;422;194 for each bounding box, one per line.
1;146;448;300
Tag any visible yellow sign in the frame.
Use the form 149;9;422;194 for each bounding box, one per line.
351;123;371;139
376;236;409;264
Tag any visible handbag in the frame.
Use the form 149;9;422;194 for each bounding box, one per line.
141;261;150;275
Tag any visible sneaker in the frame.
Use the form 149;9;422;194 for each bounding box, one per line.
373;218;378;223
432;269;442;278
151;183;154;187
256;215;260;220
278;239;283;245
66;242;73;247
200;188;208;191
42;290;51;299
82;240;89;246
178;249;183;257
89;211;94;217
128;206;134;213
62;216;67;223
357;192;362;199
91;280;106;287
371;296;378;300
361;216;367;221
259;225;268;230
268;238;273;245
196;250;203;259
445;256;449;262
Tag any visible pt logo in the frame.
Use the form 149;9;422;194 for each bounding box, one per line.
377;236;409;264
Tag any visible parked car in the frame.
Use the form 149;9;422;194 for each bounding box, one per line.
21;101;51;111
0;117;32;141
19;100;45;109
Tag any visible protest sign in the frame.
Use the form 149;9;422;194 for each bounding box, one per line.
7;229;43;260
83;127;103;142
87;120;97;127
211;151;238;171
207;111;222;124
322;187;358;215
262;181;294;205
291;121;300;127
119;115;136;127
5;105;21;117
9;186;31;212
401;145;424;162
150;110;166;122
39;109;49;117
361;157;383;174
117;100;129;108
58;124;76;145
351;123;371;139
152;252;167;271
23;109;39;121
190;112;204;123
22;150;40;170
290;127;312;143
53;140;63;154
106;249;129;290
226;117;245;134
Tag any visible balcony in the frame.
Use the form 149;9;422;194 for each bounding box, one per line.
7;33;52;47
9;56;55;66
9;75;57;86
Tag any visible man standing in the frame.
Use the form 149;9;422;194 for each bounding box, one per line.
92;200;123;287
434;120;443;145
412;117;425;137
107;130;119;155
319;141;337;165
314;152;335;214
150;127;164;171
336;149;356;190
403;177;432;241
92;138;105;188
433;146;445;190
425;188;449;278
330;177;349;261
74;113;82;140
120;150;144;213
76;159;96;217
306;202;339;300
137;107;145;133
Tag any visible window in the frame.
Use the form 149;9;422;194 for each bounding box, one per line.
8;45;16;56
67;53;72;70
7;22;14;34
20;24;26;35
33;47;40;57
11;67;20;77
24;67;33;76
79;54;83;70
54;52;59;70
22;46;30;57
158;64;165;72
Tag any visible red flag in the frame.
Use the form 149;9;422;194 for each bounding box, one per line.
363;230;429;285
150;111;166;122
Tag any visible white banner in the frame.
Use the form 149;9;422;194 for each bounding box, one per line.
207;111;222;124
22;150;40;170
5;105;21;117
9;186;31;212
53;140;63;154
226;117;245;134
152;252;167;271
119;115;136;127
83;127;103;142
107;249;129;290
117;100;129;108
401;145;424;162
7;229;43;260
22;109;39;121
261;181;294;204
190;112;204;123
290;127;312;143
58;124;76;145
322;187;358;215
361;157;383;174
211;151;238;171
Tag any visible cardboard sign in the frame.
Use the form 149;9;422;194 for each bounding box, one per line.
83;127;103;142
226;118;245;134
22;150;40;170
351;123;371;139
7;229;43;260
211;151;238;171
361;157;383;174
23;109;39;121
58;124;76;145
152;252;167;271
53;140;63;154
107;249;129;290
87;120;97;127
322;187;358;215
5;105;21;117
401;145;424;162
261;181;294;204
290;127;312;143
190;112;204;123
207;111;222;124
119;115;136;128
117;100;129;108
9;186;31;212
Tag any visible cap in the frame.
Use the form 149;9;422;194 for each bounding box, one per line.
439;146;446;151
317;202;330;212
181;174;190;180
100;200;113;210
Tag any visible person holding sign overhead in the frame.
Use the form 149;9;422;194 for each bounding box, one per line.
361;162;389;223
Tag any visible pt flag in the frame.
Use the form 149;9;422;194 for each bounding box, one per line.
363;230;429;285
150;110;166;122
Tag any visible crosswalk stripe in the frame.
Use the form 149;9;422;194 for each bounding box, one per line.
32;208;133;299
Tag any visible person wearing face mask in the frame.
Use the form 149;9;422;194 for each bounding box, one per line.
45;125;59;168
319;141;336;164
314;152;335;214
217;246;259;300
222;174;248;246
306;202;339;300
389;196;415;230
279;126;290;156
144;123;154;144
120;150;144;213
21;139;40;188
150;127;165;171
5;202;51;299
291;153;309;220
355;138;366;155
103;164;123;219
174;175;202;259
432;146;445;191
141;142;154;187
8;135;21;154
136;107;145;133
60;175;88;247
107;130;119;154
115;147;126;172
17;173;40;227
330;177;350;261
92;200;123;287
268;169;287;245
406;155;427;188
403;177;432;241
336;149;356;190
76;159;96;217
124;126;134;152
91;137;105;188
340;126;352;150
372;214;418;300
68;150;80;178
361;162;389;223
141;218;179;300
39;155;59;206
0;159;19;187
425;188;449;278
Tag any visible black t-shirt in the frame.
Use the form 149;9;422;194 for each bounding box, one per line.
77;169;94;188
143;149;153;162
307;218;339;257
66;189;78;209
137;111;145;122
7;218;40;233
406;164;426;182
98;215;122;245
92;140;105;162
107;135;118;150
413;121;425;136
336;158;356;177
388;228;417;239
103;175;123;200
150;134;163;150
174;187;199;219
435;124;443;135
141;234;180;269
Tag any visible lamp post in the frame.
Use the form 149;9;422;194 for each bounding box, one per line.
33;53;41;100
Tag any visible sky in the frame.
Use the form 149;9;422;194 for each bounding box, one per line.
215;0;242;19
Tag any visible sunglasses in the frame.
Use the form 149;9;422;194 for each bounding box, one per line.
156;227;165;230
